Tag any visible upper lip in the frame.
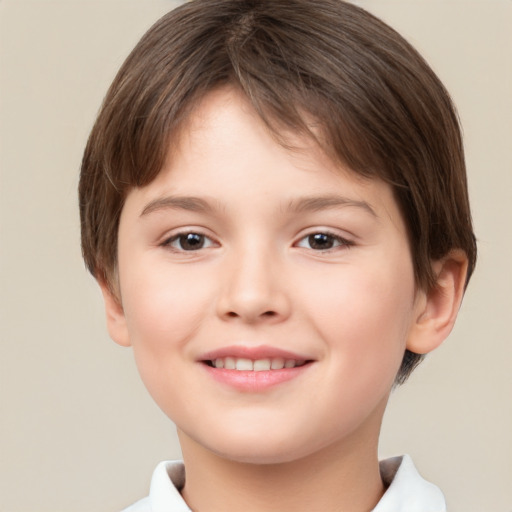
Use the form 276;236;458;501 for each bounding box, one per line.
199;345;312;362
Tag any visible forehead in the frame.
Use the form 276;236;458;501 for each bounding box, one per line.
159;87;365;189
123;86;404;231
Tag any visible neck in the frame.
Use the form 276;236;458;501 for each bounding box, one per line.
179;424;385;512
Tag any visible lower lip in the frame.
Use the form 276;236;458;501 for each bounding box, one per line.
201;364;312;392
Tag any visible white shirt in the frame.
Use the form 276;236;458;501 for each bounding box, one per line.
121;454;446;512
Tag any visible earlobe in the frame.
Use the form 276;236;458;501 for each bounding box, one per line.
407;250;468;355
98;279;131;347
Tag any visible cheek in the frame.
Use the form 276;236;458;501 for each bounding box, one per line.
121;260;210;338
302;261;415;372
119;269;209;416
118;263;215;394
301;267;415;434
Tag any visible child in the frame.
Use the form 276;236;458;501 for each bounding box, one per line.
79;0;477;510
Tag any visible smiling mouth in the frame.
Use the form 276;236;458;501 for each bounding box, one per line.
204;357;309;371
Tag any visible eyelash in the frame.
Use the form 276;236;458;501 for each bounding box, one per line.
161;230;353;253
295;231;354;252
162;231;216;252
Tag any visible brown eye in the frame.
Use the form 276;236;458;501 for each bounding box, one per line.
179;233;204;250
296;232;352;251
166;232;214;251
308;233;335;250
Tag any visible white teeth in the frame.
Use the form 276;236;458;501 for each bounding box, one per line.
211;357;303;371
224;357;236;370
235;358;253;371
270;357;285;370
253;359;271;371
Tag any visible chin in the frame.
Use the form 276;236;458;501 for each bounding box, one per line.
196;428;330;466
214;446;306;465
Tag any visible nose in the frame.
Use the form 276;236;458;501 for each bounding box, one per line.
216;245;291;324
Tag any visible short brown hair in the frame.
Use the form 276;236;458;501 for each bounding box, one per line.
79;0;477;383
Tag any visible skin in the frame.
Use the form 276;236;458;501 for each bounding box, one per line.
101;87;468;511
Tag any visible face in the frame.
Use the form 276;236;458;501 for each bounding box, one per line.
109;87;425;464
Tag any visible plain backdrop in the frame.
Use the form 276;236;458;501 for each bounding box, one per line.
1;1;511;511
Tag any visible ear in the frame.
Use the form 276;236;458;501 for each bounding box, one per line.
98;279;131;347
407;250;468;355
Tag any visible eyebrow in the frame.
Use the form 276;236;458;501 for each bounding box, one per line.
140;196;215;217
287;195;377;217
140;194;377;218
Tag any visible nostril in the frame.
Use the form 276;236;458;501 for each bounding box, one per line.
224;310;277;319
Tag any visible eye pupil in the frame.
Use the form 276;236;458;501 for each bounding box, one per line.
180;233;204;250
309;233;334;250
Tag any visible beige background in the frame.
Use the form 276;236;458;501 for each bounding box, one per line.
1;1;511;510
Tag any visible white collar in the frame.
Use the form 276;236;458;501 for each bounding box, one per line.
123;454;446;512
373;454;446;511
